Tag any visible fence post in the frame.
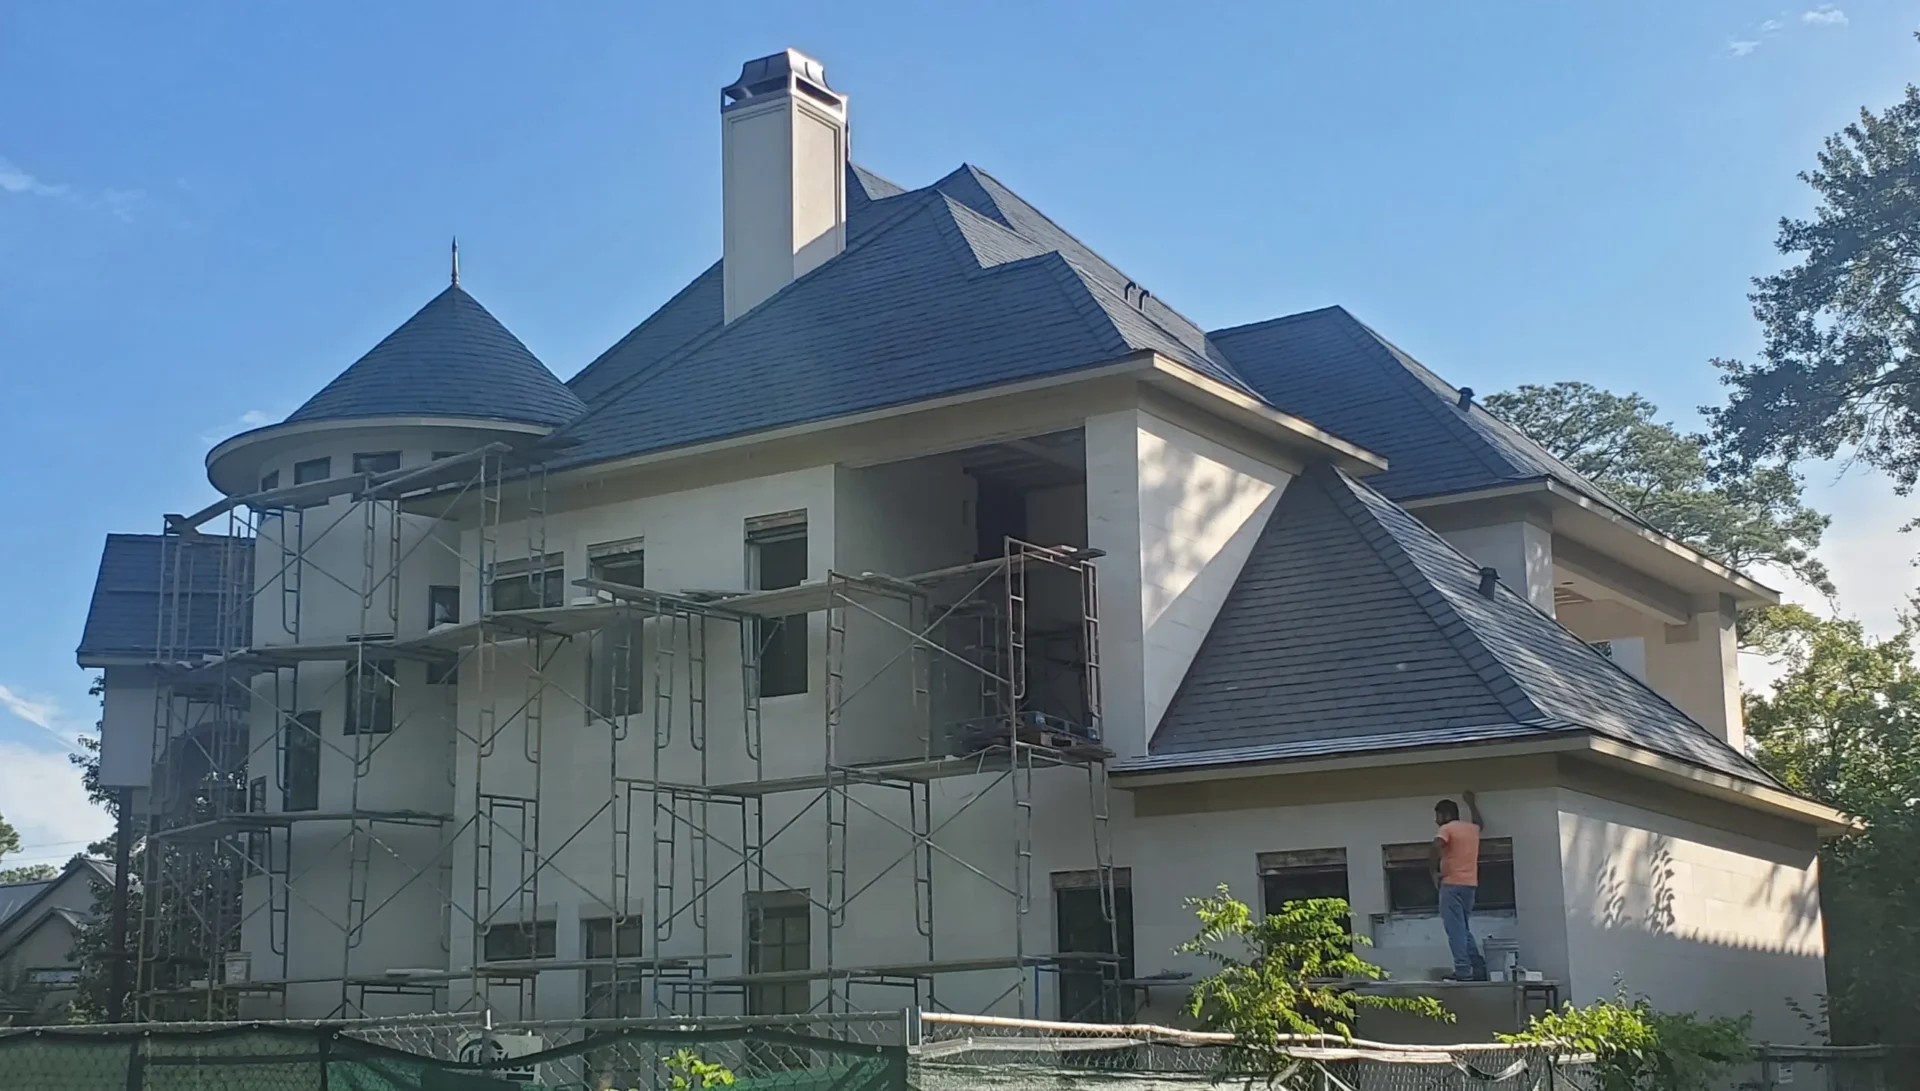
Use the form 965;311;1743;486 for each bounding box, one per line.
123;1032;145;1091
318;1027;334;1091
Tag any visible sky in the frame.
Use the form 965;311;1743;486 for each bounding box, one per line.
0;2;1915;868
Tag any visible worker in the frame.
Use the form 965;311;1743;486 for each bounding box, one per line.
1430;791;1487;981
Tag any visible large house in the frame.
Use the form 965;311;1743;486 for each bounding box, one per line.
76;49;1839;1040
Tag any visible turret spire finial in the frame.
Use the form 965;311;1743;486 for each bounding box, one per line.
451;237;460;286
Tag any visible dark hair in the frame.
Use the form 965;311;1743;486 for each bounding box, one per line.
1434;799;1460;822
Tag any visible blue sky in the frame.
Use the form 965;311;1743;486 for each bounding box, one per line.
1;2;1914;865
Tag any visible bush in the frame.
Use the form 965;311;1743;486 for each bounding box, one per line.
1178;886;1449;1073
1501;990;1751;1091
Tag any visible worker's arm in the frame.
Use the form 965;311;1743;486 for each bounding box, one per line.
1464;790;1483;829
1429;833;1444;889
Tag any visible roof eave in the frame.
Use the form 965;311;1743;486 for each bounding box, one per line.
1399;478;1781;607
205;415;554;495
1112;732;1846;834
1142;354;1388;476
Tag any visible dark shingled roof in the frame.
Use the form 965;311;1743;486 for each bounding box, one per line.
77;534;253;664
544;176;1246;469
286;285;584;428
1209;307;1637;516
554;163;1255;463
1145;464;1773;786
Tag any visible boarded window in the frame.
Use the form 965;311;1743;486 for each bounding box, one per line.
1052;868;1133;1023
483;920;557;961
1259;848;1351;911
747;890;811;1015
748;515;808;698
352;451;401;475
283;711;322;811
344;661;395;735
1382;838;1516;913
293;457;331;485
583;915;646;1017
491;553;565;611
589;543;648;720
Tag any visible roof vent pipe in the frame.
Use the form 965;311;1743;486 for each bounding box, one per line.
1478;566;1499;598
1457;387;1474;410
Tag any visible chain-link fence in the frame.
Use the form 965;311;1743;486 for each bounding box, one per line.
0;1017;911;1091
909;1012;1603;1091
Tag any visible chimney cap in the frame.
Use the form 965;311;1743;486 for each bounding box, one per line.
1478;566;1499;599
1456;387;1475;410
722;48;844;113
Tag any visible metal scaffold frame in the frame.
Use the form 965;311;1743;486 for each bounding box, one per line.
134;447;510;1021
135;439;1119;1027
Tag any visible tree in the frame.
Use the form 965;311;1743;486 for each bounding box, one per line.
1501;989;1751;1091
1177;888;1447;1073
1709;61;1920;492
1746;606;1920;1044
0;864;57;883
1486;382;1831;597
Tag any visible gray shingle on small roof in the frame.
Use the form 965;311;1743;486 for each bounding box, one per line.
1209;307;1638;516
0;880;52;930
1149;464;1774;786
77;534;253;664
287;285;584;428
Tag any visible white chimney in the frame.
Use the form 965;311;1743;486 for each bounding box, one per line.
721;49;849;323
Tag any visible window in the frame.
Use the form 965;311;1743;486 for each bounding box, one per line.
746;890;811;1015
1259;848;1350;912
293;457;331;485
259;470;280;493
26;968;79;986
352;451;402;475
1382;838;1516;913
583;914;646;1017
283;711;321;811
482;920;557;962
747;514;808;698
344;660;395;735
247;777;269;866
589;542;647;720
491;553;565;612
1053;869;1134;1023
428;585;460;628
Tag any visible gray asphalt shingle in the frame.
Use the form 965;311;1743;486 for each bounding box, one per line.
1150;464;1774;786
77;534;253;664
1210;307;1639;517
287;285;584;428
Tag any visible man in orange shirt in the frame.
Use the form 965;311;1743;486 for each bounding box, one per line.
1429;791;1487;981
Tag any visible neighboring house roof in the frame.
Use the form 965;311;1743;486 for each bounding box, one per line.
0;883;52;931
285;284;584;428
1209;306;1640;518
77;534;253;664
1145;464;1773;786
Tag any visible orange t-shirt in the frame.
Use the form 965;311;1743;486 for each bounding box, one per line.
1436;820;1480;887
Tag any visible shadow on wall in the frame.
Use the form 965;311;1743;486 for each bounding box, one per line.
1560;814;1826;1043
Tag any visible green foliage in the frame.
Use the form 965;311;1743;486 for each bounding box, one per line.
1485;382;1831;599
1177;887;1448;1072
0;812;19;867
663;1049;736;1091
0;864;57;883
1710;54;1920;493
1747;606;1920;1044
1502;991;1750;1091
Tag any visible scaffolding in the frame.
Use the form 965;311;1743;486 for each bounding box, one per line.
135;448;511;1021
133;443;1121;1026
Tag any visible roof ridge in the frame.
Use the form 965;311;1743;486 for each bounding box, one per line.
566;259;720;397
960;164;1240;375
546;189;953;444
1311;466;1550;727
1326;312;1525;487
1208;305;1348;338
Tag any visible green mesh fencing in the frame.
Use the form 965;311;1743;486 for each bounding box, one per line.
0;1023;909;1091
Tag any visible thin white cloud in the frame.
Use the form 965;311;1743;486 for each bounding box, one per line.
239;409;273;428
198;408;280;445
1727;39;1762;56
0;741;112;866
1760;18;1786;32
0;155;142;222
1802;6;1848;25
0;684;83;749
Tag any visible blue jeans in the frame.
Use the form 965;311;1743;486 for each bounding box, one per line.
1439;883;1486;979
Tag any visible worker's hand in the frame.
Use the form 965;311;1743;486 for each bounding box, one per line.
1463;790;1477;804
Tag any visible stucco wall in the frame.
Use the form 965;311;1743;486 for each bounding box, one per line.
1437;519;1555;615
1556;598;1745;750
1084;409;1291;758
1556;788;1825;1042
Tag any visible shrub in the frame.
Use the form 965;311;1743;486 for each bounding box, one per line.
1501;990;1751;1091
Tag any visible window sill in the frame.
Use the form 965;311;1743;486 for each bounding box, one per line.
1372;907;1518;922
